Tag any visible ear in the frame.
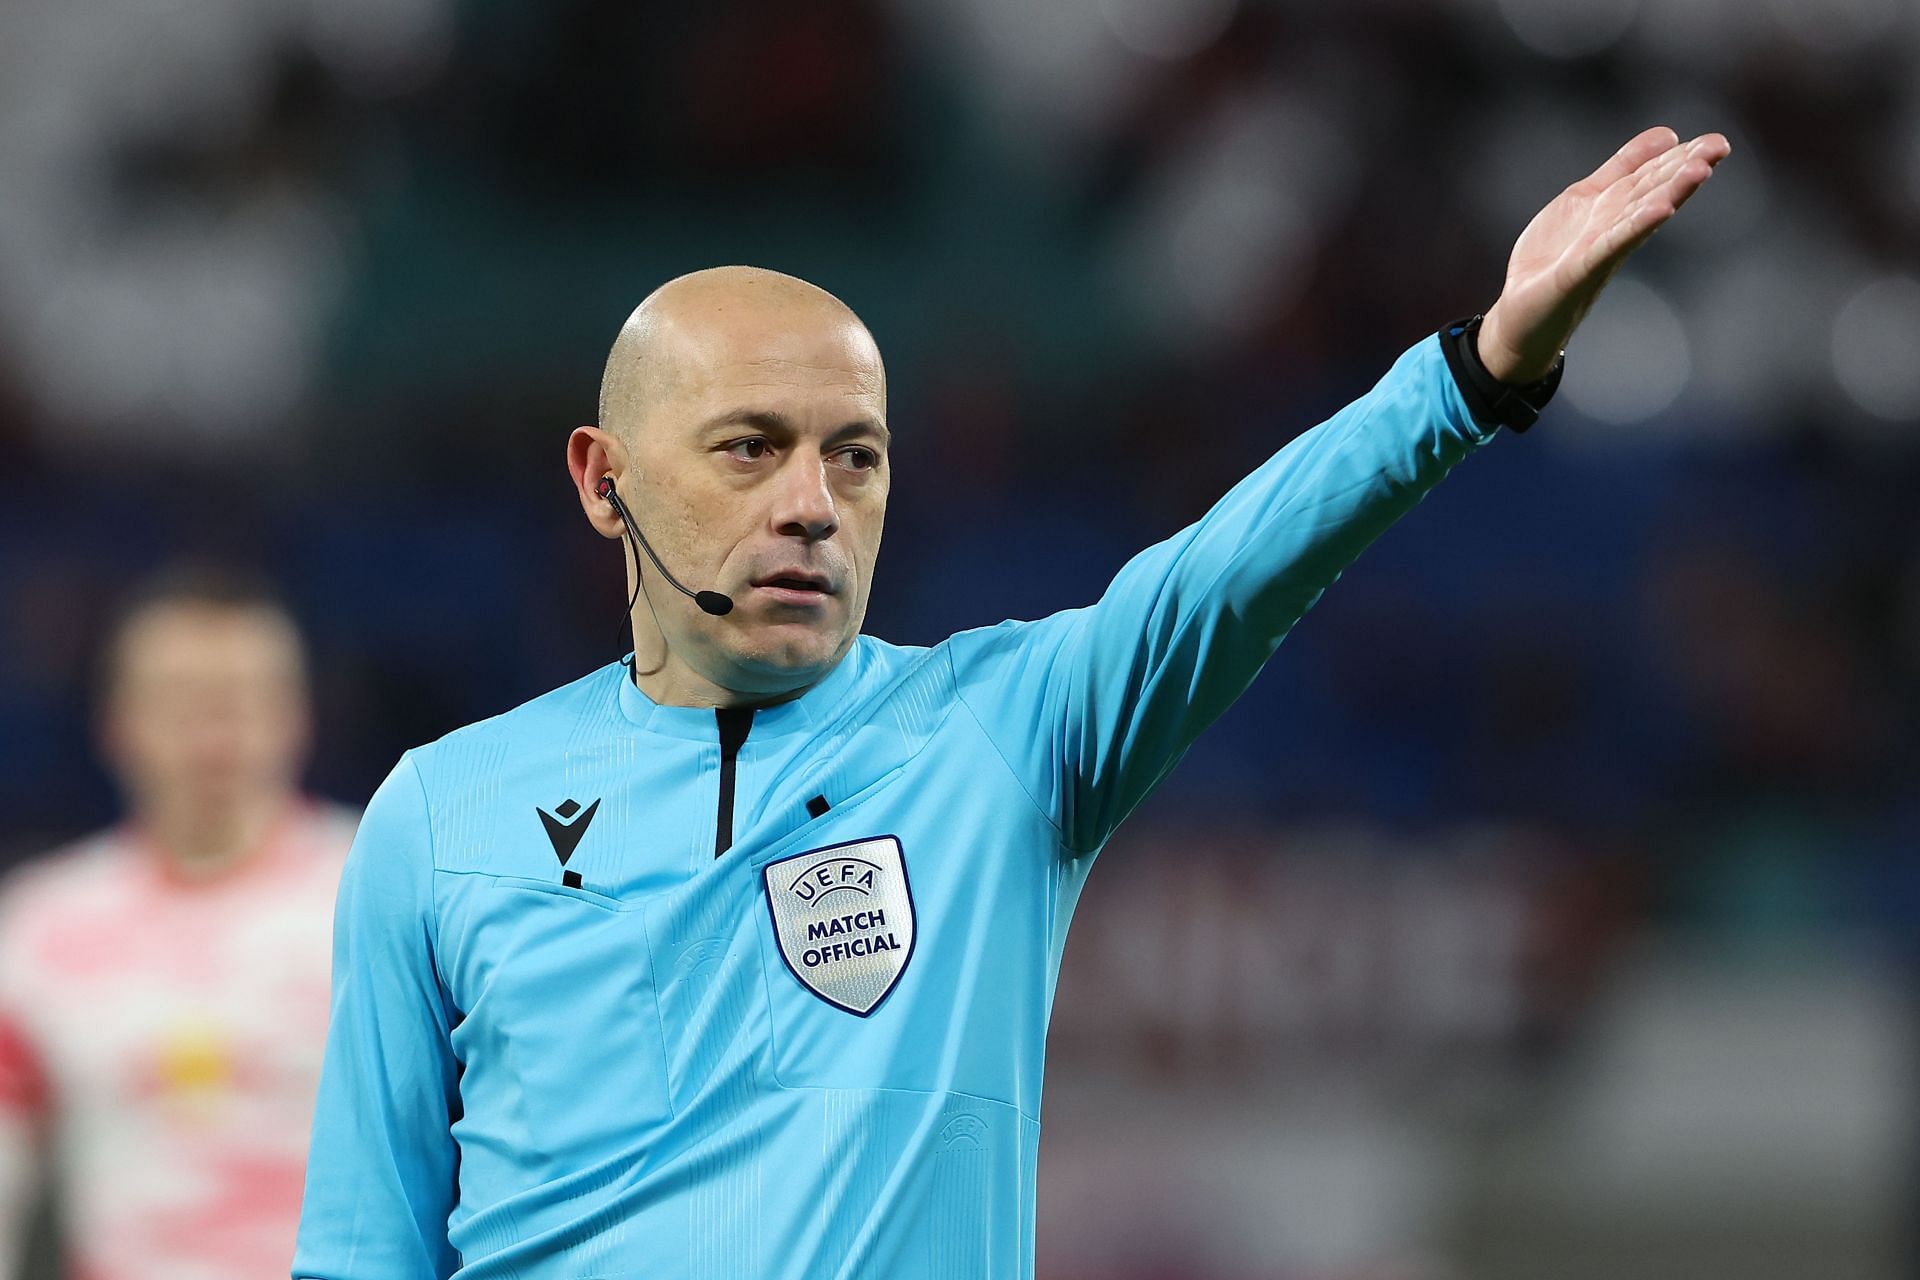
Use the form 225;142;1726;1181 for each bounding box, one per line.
568;425;628;541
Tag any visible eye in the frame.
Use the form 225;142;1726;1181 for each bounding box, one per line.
835;446;880;472
726;438;771;462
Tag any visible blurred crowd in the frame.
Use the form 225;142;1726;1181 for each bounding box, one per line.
1;0;1917;1276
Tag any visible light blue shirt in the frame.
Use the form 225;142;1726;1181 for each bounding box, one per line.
294;335;1498;1279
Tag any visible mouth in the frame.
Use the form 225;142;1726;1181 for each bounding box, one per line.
750;571;835;603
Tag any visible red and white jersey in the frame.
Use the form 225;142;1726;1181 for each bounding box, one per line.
0;801;354;1280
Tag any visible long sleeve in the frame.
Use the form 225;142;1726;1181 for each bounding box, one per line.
947;333;1497;855
294;752;463;1279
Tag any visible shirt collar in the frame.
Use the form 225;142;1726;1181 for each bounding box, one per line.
612;638;866;741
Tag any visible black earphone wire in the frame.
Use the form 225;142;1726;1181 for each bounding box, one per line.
615;522;645;678
600;475;733;681
603;480;652;679
601;479;733;617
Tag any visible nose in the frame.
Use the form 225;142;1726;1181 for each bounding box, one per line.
773;453;839;542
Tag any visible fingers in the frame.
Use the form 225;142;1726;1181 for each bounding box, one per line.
1589;206;1649;266
1616;136;1703;206
1581;125;1681;192
1664;150;1722;210
1634;135;1729;219
1581;206;1661;278
1617;132;1732;207
1583;140;1729;274
1692;132;1733;164
1589;187;1687;272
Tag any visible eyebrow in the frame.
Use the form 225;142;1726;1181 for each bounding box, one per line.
696;407;891;448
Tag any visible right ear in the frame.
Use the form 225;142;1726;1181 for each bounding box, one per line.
568;425;628;540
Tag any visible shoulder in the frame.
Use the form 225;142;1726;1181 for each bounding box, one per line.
408;660;628;793
367;662;634;875
865;621;1054;677
836;632;959;716
846;632;933;680
0;830;140;965
935;609;1086;688
428;659;627;749
0;830;135;913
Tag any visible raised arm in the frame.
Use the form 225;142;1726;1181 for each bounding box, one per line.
293;754;462;1280
948;127;1730;855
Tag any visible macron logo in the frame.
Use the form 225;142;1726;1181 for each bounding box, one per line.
536;797;601;866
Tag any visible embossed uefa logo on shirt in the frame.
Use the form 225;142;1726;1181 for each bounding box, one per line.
762;835;916;1016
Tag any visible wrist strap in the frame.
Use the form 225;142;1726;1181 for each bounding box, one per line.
1439;314;1564;433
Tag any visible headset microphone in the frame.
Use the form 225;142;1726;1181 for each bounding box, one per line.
595;475;735;617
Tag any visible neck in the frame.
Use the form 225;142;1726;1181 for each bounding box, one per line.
141;791;291;880
627;617;823;711
629;653;809;711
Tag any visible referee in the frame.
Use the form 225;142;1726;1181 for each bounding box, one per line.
294;126;1729;1278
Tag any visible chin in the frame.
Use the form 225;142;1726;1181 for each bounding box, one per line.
726;627;853;690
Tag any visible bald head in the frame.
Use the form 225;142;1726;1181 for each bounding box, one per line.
598;266;884;445
569;264;892;708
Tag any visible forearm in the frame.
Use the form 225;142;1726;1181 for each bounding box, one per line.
1164;330;1495;633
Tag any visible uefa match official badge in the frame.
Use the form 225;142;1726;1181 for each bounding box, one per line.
763;836;916;1016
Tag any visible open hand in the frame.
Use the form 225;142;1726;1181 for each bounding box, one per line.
1478;127;1732;384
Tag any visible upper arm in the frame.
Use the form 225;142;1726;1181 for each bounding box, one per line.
293;752;463;1280
952;335;1494;854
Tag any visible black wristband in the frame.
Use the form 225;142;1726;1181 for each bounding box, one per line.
1438;314;1564;434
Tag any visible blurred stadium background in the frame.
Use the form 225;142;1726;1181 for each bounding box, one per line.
3;0;1918;1275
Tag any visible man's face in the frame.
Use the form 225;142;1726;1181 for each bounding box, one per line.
103;604;310;817
625;306;889;698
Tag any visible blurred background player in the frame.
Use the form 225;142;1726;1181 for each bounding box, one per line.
0;566;353;1280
